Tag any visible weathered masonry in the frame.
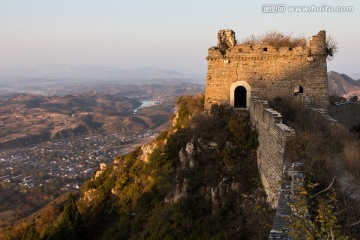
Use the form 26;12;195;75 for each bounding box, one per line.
204;29;329;110
268;162;304;239
250;97;295;208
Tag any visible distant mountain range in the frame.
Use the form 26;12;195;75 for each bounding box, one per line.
328;71;360;98
0;65;204;84
351;73;360;81
0;66;205;98
2;66;360;99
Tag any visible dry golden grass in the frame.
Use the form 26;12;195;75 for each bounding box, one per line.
240;31;307;48
343;141;360;178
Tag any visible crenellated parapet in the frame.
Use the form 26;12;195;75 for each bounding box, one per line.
208;30;327;60
250;97;295;208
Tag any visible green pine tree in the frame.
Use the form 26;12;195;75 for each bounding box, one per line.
44;193;83;240
22;222;40;240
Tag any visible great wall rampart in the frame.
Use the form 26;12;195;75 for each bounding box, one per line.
204;29;335;238
249;97;295;208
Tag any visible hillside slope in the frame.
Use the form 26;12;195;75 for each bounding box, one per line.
6;95;273;240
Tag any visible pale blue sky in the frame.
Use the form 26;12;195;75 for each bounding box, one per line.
0;0;359;77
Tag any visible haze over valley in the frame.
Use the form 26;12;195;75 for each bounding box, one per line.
0;78;204;225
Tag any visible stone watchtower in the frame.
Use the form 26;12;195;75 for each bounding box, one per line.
204;29;329;110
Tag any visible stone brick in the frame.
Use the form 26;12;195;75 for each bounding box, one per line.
250;97;295;208
204;30;329;111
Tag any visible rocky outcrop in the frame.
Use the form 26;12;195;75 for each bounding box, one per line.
94;163;107;179
168;139;247;207
82;189;97;205
179;142;195;169
140;142;158;163
168;142;196;203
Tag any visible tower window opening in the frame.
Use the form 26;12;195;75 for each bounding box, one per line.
293;85;304;96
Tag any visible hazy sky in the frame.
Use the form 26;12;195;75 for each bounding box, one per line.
0;0;359;77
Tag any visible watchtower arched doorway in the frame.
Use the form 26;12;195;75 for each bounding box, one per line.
234;86;247;108
230;81;251;109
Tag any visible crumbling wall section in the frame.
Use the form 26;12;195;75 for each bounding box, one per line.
204;30;329;111
268;162;305;239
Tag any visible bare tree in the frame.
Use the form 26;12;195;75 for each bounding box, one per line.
326;35;338;61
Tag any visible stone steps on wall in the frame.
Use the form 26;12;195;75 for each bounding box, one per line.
268;162;304;240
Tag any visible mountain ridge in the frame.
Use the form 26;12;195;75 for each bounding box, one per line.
328;71;360;98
